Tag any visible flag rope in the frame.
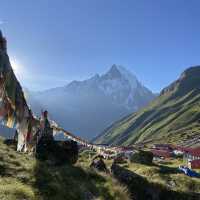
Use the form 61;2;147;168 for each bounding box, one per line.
0;30;120;156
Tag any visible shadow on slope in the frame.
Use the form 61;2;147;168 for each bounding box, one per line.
0;138;130;200
33;160;130;200
34;138;126;200
111;164;200;200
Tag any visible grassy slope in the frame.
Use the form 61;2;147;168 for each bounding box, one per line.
127;159;200;195
101;155;200;199
0;137;130;200
95;66;200;146
82;150;200;199
1;140;199;200
103;156;200;195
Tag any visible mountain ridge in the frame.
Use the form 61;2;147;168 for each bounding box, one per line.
94;65;200;146
26;65;155;139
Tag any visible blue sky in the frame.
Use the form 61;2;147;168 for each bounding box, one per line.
1;0;200;92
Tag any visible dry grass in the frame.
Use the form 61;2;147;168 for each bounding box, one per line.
127;158;200;194
0;138;130;200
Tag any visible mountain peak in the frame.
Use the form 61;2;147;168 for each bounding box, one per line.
106;64;122;79
107;65;139;89
110;64;118;70
94;65;200;146
106;65;138;84
181;65;200;78
161;66;200;96
108;64;128;75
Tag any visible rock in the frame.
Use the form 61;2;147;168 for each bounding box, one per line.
167;180;176;188
90;156;108;173
36;135;78;165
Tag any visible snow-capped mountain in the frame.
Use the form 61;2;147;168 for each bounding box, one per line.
27;65;155;139
98;65;154;110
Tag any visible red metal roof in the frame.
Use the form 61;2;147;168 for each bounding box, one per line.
186;147;200;157
153;145;200;157
174;146;192;152
191;159;200;169
153;144;174;151
151;150;172;158
154;144;172;147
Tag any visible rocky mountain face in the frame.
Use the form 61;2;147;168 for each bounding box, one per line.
94;66;200;146
27;65;155;139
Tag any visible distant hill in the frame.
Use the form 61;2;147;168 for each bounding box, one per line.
27;65;155;139
94;66;200;146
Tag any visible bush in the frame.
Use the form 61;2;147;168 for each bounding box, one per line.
114;156;127;164
130;151;153;165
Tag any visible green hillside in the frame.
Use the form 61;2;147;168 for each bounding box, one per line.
95;66;200;146
0;137;129;200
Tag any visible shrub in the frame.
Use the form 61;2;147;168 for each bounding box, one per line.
130;150;153;165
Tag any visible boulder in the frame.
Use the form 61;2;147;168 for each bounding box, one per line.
90;156;108;173
36;135;78;165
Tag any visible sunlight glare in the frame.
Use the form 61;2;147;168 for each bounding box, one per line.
10;58;22;75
